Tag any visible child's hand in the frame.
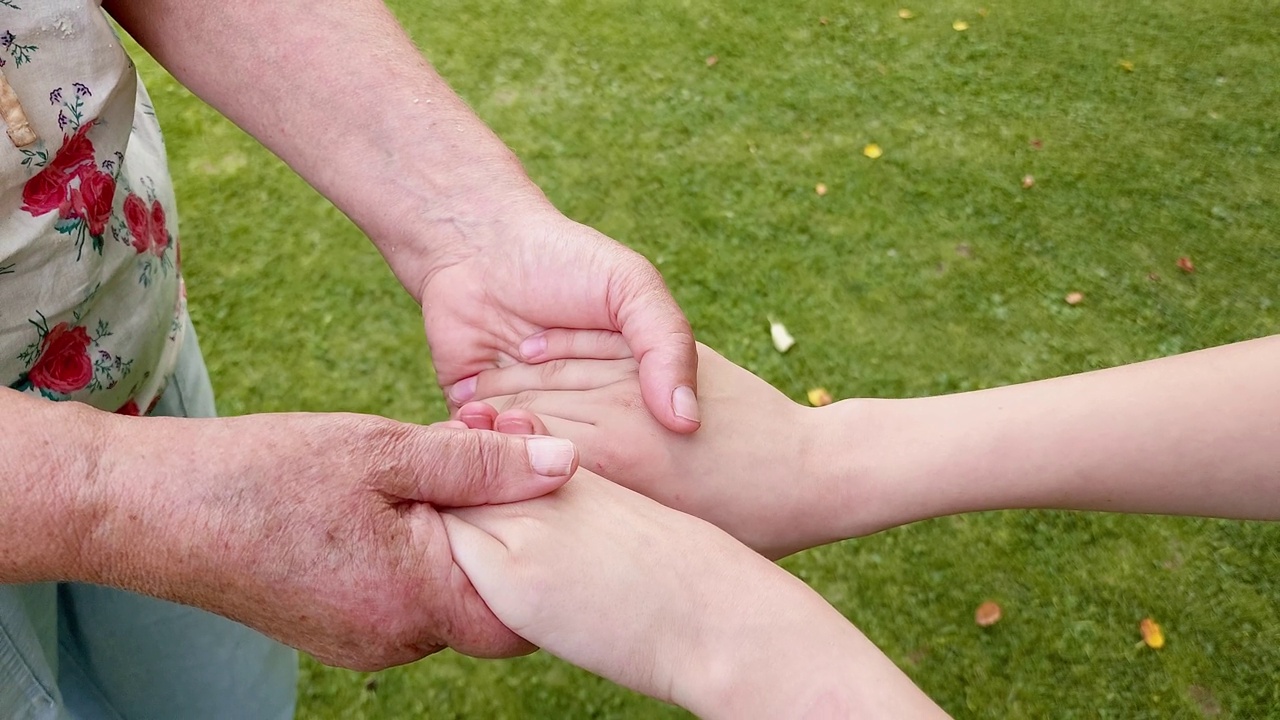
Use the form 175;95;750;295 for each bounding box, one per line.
441;470;944;719
454;336;877;557
442;472;768;711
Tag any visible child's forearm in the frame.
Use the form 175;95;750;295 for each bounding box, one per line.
680;566;946;719
823;334;1280;532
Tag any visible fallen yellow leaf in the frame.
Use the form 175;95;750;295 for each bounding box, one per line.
1119;59;1135;72
1140;618;1165;649
898;8;915;19
1065;291;1084;306
953;19;970;31
975;601;1002;627
815;183;828;196
863;143;883;159
807;388;834;407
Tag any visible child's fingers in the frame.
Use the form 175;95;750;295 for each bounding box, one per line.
520;329;633;363
483;410;600;471
494;409;588;443
482;390;615;426
440;511;505;565
538;415;591;442
494;409;551;437
458;399;600;453
471;358;637;401
440;512;519;616
455;401;499;430
429;419;470;430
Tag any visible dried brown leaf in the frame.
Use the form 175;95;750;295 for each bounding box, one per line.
975;601;1002;627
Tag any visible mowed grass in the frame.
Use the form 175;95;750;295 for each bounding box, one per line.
130;0;1279;717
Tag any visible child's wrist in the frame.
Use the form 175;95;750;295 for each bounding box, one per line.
673;565;874;718
802;397;957;541
671;574;796;717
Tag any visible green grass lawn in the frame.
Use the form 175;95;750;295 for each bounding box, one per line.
132;0;1278;716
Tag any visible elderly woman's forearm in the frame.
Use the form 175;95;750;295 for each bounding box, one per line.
102;0;550;296
0;389;112;583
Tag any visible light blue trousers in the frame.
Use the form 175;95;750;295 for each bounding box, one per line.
0;320;297;719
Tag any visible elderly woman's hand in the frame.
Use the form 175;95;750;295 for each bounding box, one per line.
419;205;701;436
74;404;578;670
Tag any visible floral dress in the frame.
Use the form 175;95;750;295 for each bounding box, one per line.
0;0;184;415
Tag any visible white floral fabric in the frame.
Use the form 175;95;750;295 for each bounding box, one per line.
0;0;183;414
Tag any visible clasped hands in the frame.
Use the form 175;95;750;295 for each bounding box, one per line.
434;334;942;718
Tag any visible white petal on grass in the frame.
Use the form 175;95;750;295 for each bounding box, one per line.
769;319;796;353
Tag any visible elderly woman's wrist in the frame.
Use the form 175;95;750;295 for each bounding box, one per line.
402;188;559;302
15;399;119;584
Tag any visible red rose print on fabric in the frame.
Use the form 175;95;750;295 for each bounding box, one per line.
20;121;120;259
124;193;148;252
149;200;169;254
13;305;137;398
50;121;96;175
61;166;116;237
28;322;93;395
114;392;162;417
20;121;97;217
124;192;171;256
20;166;69;216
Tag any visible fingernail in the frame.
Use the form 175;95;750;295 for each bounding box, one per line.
672;385;700;424
526;437;575;476
520;334;548;360
497;417;535;435
449;376;477;403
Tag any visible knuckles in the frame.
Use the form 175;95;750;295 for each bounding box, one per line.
539;357;570;383
504;390;542;412
258;413;549;664
332;414;505;500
